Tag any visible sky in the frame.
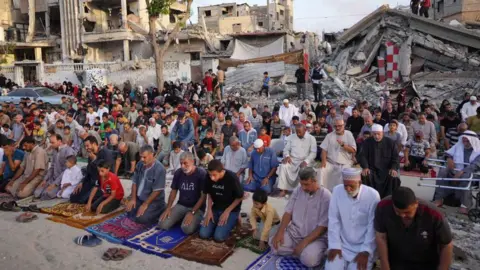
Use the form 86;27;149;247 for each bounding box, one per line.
191;0;411;34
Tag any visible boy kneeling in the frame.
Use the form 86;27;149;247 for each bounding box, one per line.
250;189;280;250
86;160;125;215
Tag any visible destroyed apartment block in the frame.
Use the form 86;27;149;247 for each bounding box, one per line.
323;6;480;105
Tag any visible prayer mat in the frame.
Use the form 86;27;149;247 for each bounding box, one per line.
0;193;14;204
236;236;269;254
47;206;125;229
124;226;188;258
246;250;314;270
164;234;235;266
165;225;251;266
41;202;86;217
17;197;68;209
400;169;428;178
86;213;153;244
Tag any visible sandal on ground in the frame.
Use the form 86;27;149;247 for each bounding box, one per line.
2;201;21;212
102;248;119;261
15;212;38;223
74;235;102;247
111;248;132;261
28;205;41;213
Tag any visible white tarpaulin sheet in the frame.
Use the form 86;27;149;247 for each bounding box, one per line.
230;37;285;60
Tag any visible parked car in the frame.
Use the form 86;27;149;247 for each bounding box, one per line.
0;87;69;105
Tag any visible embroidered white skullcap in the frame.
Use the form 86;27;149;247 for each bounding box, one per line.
283;99;289;104
342;168;362;181
371;124;383;132
253;139;264;148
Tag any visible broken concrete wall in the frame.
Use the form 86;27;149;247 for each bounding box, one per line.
225;61;287;86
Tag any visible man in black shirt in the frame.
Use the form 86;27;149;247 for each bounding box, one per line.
70;135;115;204
375;187;453;270
199;160;243;242
440;111;461;145
346;108;364;139
295;64;307;100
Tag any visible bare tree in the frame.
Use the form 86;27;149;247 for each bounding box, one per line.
26;0;36;43
145;0;193;92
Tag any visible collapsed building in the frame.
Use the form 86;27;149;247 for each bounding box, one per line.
320;6;480;106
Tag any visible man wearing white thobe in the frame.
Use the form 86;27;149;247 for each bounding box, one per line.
279;99;298;127
320;118;356;191
325;168;380;270
277;124;317;197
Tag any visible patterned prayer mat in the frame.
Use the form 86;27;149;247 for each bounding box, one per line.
246;250;315;270
124;226;188;258
41;202;86;217
236;236;268;254
400;169;428;178
47;206;125;229
165;225;251;266
0;193;14;204
17;197;68;209
86;213;153;244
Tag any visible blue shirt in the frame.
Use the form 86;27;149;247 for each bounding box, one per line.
133;160;166;203
238;129;258;150
248;147;279;180
171;119;194;143
3;149;25;181
263;77;270;87
12;123;24;142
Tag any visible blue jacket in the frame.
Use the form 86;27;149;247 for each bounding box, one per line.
238;129;257;150
171;118;194;143
249;147;279;180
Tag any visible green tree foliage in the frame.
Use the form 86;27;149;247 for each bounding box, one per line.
146;0;175;17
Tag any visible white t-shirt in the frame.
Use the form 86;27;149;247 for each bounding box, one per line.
97;107;109;117
86;112;98;126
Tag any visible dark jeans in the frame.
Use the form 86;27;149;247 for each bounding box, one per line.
411;4;419;15
260;86;269;97
91;189;122;214
70;182;95;204
420;6;429;18
313;83;322;102
403;156;429;173
199;210;239;242
296;83;306;100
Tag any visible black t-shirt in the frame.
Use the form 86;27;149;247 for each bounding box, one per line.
440;117;460;131
346;116;365;134
171;167;207;209
201;137;217;152
205;170;243;212
374;197;452;269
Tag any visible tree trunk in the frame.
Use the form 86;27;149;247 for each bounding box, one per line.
26;0;36;43
149;15;164;92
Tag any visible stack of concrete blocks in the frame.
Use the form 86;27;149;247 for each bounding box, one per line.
83;69;108;88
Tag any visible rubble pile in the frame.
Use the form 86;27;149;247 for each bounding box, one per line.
447;215;480;270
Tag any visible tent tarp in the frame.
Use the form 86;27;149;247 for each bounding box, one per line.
219;50;304;70
230;37;285;60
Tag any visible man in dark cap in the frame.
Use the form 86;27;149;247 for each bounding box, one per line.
374;187;453;270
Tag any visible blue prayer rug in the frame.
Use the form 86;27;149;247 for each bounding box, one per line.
124;226;188;258
246;250;317;270
86;213;153;244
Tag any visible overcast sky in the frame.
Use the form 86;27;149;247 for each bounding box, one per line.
191;0;410;34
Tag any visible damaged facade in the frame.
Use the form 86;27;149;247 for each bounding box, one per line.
319;6;480;106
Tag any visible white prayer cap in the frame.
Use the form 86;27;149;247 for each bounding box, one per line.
253;139;264;149
283;99;289;104
471;96;477;101
371;124;383;132
342;168;362;181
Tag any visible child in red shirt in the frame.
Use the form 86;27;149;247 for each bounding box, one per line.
86;160;124;215
257;126;271;147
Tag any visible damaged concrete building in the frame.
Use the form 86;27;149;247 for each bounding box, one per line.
321;5;480;106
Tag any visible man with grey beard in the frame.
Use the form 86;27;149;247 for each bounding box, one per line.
358;124;400;198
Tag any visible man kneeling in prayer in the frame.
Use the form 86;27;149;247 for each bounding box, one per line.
325;168;380;270
85;160;124;214
270;167;330;268
433;131;480;214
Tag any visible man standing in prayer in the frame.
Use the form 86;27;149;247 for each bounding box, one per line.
126;145;166;224
325;168;380;270
244;139;279;194
433;131;480;214
221;136;248;183
375;187;453;270
279;99;297;127
320;118;356;191
270;167;330;268
277;124;317;197
359;124;400;198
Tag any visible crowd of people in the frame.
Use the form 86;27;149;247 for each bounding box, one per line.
1;64;475;269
